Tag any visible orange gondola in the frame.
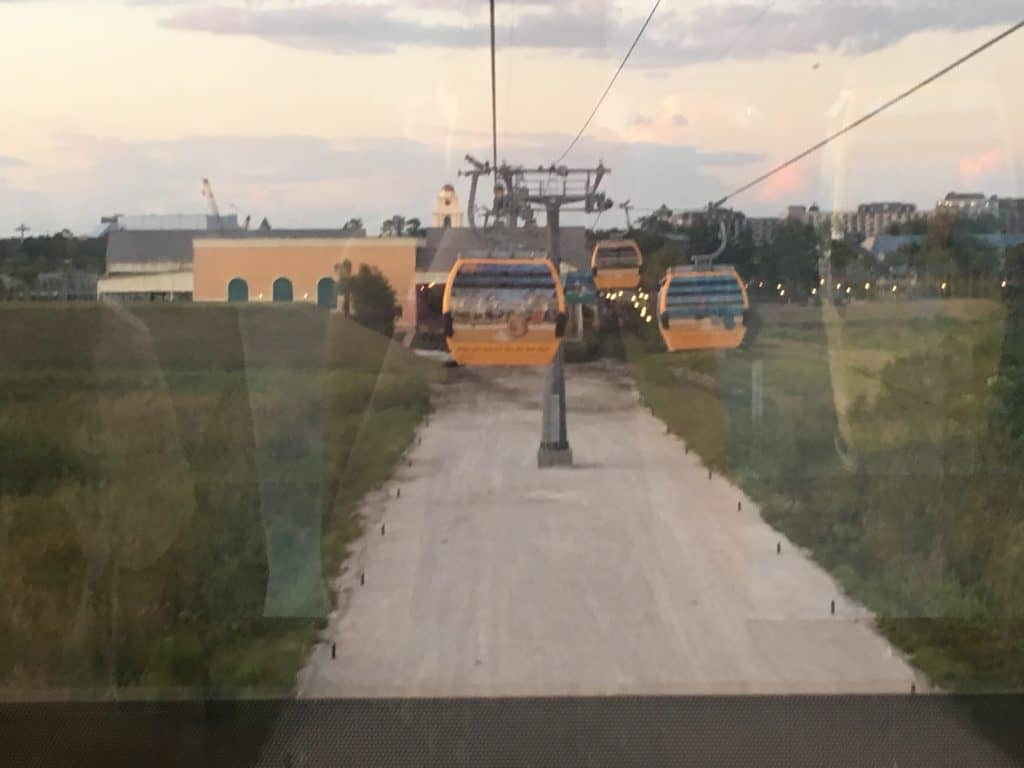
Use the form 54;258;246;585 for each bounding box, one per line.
442;258;567;366
657;265;749;351
591;239;642;292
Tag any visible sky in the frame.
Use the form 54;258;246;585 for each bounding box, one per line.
0;0;1022;234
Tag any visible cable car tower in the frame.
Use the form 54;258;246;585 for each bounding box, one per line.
458;157;613;467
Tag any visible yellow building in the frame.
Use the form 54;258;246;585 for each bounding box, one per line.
192;235;420;325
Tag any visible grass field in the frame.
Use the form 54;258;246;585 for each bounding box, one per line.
626;298;1024;691
0;304;434;697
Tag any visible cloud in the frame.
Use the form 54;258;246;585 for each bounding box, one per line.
959;147;1002;185
0;130;766;234
0;155;25;168
158;0;1024;65
161;2;615;55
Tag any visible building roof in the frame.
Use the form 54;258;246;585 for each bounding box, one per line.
861;232;1024;258
860;234;926;257
117;213;240;231
107;228;370;273
942;192;989;202
418;226;589;273
106;230;198;272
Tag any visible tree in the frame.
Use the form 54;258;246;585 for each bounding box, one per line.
638;204;674;233
380;215;406;237
349;264;400;336
341;218;363;234
403;217;426;237
334;259;353;317
760;220;819;291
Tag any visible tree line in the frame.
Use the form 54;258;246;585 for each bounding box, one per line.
592;207;1020;302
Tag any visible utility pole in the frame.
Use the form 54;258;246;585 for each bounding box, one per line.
620;200;634;231
15;223;30;241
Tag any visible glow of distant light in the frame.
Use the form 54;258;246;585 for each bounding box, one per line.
891;285;897;293
780;289;786;297
941;282;948;291
1002;279;1008;288
846;286;852;294
811;287;817;295
864;283;870;291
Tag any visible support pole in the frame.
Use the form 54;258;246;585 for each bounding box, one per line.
538;203;573;468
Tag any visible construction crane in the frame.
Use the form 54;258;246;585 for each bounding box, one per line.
201;177;223;229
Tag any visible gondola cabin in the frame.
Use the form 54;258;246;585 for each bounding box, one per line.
442;258;567;366
591;240;642;292
658;266;748;351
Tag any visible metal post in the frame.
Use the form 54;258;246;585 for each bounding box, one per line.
538;203;572;467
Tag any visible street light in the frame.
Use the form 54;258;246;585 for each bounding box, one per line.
864;282;870;291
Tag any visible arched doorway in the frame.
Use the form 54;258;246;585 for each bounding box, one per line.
272;277;293;303
317;277;336;309
227;277;248;303
443;214;452;228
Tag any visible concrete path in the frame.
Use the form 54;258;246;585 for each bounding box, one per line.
297;362;923;697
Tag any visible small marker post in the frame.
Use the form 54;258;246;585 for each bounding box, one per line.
381;523;386;536
331;642;336;659
360;572;365;586
776;542;781;555
830;599;836;615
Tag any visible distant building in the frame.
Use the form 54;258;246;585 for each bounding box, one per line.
191;233;420;323
860;234;926;260
861;232;1024;259
777;201;919;238
432;184;463;228
936;192;999;217
115;213;241;231
669;208;745;240
997;198;1024;234
747;217;778;246
853;202;918;237
31;268;98;301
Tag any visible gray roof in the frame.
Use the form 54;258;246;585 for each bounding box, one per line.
862;233;1024;259
418;226;589;272
106;230;198;271
106;228;368;272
